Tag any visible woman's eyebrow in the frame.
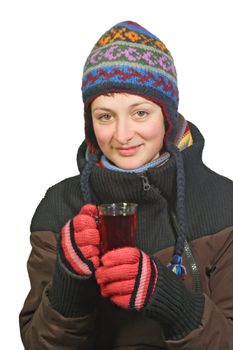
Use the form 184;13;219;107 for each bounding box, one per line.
92;107;113;113
129;102;153;108
92;102;153;113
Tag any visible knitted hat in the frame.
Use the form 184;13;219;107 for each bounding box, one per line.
81;20;179;152
80;21;188;279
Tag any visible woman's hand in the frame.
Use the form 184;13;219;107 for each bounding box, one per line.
61;204;100;276
95;247;158;310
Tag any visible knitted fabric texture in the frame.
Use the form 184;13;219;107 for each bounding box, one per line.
81;20;179;152
95;247;158;310
61;204;100;276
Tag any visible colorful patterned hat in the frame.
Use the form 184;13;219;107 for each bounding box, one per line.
81;21;179;152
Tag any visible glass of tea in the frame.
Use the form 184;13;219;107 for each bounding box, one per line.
97;202;138;254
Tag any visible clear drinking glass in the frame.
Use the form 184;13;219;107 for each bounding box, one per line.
98;202;138;254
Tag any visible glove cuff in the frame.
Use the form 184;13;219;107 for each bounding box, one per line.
129;250;158;310
48;245;99;317
144;257;204;340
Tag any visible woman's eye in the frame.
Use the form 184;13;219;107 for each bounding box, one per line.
136;111;148;118
98;114;112;121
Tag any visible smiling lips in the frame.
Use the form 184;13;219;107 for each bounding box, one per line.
115;144;142;156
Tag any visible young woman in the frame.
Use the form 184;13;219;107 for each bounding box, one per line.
20;21;233;350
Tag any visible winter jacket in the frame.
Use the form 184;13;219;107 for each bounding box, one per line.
19;122;233;349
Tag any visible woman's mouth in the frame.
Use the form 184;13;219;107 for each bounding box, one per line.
116;145;142;156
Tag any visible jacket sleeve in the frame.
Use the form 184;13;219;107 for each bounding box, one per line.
19;230;96;350
165;226;233;350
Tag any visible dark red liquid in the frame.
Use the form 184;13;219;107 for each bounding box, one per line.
99;214;136;254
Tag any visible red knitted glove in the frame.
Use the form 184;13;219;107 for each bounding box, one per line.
61;204;100;276
95;247;158;310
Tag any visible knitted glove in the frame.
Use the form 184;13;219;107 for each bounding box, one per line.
48;204;101;317
96;246;205;340
61;204;100;276
95;247;158;310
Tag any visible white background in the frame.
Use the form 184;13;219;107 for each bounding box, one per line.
1;0;233;348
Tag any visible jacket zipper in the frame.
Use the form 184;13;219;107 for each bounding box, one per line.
183;240;202;292
140;173;161;195
139;173;202;293
170;211;202;293
140;173;151;191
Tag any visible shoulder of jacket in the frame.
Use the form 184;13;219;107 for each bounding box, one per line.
202;165;233;205
30;175;84;233
186;165;233;240
204;164;233;185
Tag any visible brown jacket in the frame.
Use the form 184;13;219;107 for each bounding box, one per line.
20;226;233;349
20;124;233;349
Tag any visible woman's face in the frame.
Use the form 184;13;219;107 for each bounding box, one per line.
91;93;165;170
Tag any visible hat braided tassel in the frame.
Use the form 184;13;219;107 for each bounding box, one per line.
166;142;188;280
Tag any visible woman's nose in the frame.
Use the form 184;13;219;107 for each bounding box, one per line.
114;118;134;144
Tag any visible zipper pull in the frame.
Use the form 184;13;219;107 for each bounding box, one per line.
140;174;151;191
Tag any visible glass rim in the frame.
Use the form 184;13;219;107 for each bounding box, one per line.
98;202;138;209
98;202;138;216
